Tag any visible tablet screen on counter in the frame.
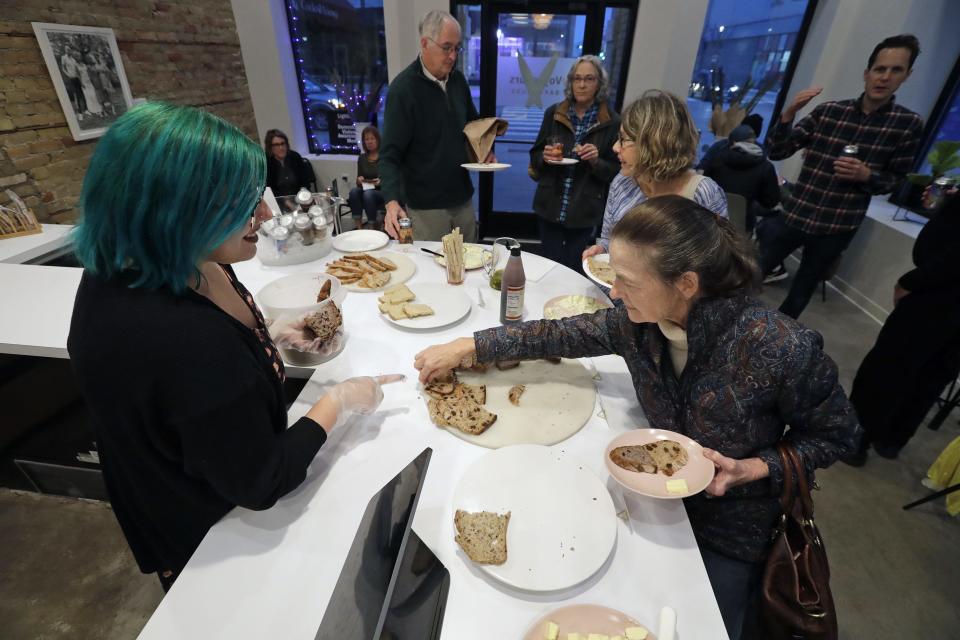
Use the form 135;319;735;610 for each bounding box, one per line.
315;447;449;640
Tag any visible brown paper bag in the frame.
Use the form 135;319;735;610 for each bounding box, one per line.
463;117;509;163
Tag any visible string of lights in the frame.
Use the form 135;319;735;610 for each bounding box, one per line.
284;2;387;154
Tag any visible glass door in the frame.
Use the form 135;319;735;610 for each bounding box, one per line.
456;1;637;241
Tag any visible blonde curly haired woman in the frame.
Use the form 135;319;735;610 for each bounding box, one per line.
583;89;728;261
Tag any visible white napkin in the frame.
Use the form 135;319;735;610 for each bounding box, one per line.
523;260;556;283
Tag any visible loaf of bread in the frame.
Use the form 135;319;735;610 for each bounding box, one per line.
454;510;510;565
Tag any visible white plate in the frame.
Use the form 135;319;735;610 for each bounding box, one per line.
332;229;389;252
433;243;493;270
441;359;596;449
452;444;617;592
546;157;580;165
605;429;715;499
582;253;615;289
461;162;512;172
328;251;416;293
382;283;472;330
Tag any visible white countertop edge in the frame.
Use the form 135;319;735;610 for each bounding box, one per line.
0;223;74;264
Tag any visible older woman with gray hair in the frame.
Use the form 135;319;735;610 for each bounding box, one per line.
529;55;620;271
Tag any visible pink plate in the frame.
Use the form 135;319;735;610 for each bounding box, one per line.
604;429;715;499
522;603;656;640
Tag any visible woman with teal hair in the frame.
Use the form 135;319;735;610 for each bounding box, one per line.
67;103;401;590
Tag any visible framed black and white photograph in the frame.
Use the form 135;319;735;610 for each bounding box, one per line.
32;22;134;141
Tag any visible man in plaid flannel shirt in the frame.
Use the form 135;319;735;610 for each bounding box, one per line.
760;34;924;319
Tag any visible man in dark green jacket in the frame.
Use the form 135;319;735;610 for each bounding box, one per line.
380;10;492;242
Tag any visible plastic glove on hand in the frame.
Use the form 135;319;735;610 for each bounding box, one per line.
327;374;405;429
272;318;334;353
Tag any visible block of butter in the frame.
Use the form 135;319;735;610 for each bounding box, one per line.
566;634;582;640
545;621;559;640
612;636;625;640
625;627;649;640
665;479;688;495
587;635;609;640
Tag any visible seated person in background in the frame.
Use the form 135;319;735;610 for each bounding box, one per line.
68;103;400;592
696;113;765;171
583;90;728;261
702;123;781;233
265;128;314;198
416;195;860;640
348;126;386;230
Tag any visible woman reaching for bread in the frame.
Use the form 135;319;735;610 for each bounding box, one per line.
68;103;402;592
414;195;860;640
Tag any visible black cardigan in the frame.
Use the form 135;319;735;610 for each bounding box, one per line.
899;193;960;294
266;149;315;197
67;268;326;575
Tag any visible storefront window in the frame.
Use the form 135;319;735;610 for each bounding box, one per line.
917;77;960;176
286;0;388;154
687;0;815;160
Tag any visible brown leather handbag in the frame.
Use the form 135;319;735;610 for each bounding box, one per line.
760;444;838;639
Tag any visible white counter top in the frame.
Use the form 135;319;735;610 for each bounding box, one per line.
0;231;725;638
0;263;81;358
0;223;73;264
137;243;727;640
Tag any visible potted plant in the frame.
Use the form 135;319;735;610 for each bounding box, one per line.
706;70;780;138
894;140;960;214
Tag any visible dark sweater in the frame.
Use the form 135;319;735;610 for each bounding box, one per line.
379;58;479;209
702;141;780;211
66;268;327;575
474;295;860;562
899;193;960;294
267;149;315;197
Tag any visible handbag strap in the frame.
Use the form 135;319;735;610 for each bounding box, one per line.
777;443;815;518
776;443;796;515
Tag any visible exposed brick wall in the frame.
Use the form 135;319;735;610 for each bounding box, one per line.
0;1;257;223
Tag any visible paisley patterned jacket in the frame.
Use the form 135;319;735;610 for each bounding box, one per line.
474;294;861;562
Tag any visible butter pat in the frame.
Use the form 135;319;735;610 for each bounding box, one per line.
665;479;688;495
625;627;648;640
612;636;625;640
566;634;582;640
587;635;609;640
545;621;559;640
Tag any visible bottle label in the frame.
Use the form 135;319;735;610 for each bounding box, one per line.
504;285;524;322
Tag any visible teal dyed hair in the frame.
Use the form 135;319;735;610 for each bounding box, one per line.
73;102;266;294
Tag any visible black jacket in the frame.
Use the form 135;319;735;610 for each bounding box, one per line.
379;58;479;209
702;141;780;211
529;100;620;228
266;149;316;197
67;268;326;575
899;193;960;294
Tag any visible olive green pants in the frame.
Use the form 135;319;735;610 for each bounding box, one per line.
407;199;477;242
